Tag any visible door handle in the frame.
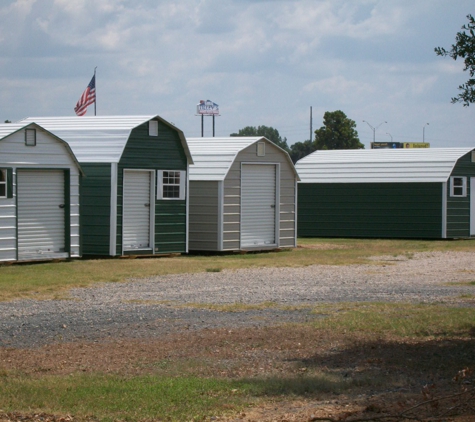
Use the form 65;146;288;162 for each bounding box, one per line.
59;204;65;209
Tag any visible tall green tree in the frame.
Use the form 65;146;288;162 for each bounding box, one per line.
314;110;363;150
230;125;290;152
289;140;316;163
435;14;475;106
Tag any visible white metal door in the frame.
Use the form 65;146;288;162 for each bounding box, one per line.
241;164;277;248
470;177;475;236
17;170;67;260
123;170;153;251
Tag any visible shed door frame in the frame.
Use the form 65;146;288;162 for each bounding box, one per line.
16;168;70;261
122;169;155;254
240;162;280;249
470;178;475;236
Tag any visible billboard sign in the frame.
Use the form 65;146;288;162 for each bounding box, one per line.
371;142;403;149
371;142;430;149
403;143;430;148
197;100;219;115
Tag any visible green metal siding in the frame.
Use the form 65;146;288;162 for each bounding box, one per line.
116;121;188;255
298;182;443;239
155;201;187;253
79;163;111;255
446;152;475;238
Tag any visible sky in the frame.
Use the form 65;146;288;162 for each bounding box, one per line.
0;0;474;149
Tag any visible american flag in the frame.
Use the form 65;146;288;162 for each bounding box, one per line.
74;75;96;116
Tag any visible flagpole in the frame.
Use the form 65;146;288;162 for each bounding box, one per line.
94;67;97;116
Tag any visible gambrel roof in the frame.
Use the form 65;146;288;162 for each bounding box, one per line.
296;148;475;183
20;115;192;164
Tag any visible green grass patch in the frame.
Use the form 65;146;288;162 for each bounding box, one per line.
2;238;475;301
0;371;373;422
0;374;257;422
311;303;475;338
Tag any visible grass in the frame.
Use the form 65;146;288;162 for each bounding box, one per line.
1;238;475;420
1;302;474;421
0;374;257;421
1;237;475;301
311;302;475;338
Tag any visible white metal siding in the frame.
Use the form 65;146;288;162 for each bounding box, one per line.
17;170;67;260
123;170;153;251
241;164;276;248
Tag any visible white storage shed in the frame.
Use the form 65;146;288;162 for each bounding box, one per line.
187;137;299;251
0;122;82;262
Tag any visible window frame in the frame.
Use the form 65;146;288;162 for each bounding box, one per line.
450;176;467;197
25;128;36;146
0;169;6;198
0;168;13;199
157;170;186;200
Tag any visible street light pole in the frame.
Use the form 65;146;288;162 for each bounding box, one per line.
423;123;429;142
363;120;387;143
386;132;393;142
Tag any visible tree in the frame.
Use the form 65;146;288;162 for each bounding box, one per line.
314;110;363;150
435;14;475;106
4;120;11;123
289;140;316;163
230;125;290;152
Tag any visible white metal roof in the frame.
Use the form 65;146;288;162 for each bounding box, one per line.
295;148;475;183
0;122;83;172
20;115;192;164
187;137;298;181
0;122;34;140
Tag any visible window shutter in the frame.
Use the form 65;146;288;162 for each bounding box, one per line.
179;170;186;200
7;168;13;198
156;170;164;199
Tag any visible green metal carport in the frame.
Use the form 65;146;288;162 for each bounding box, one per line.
296;148;475;239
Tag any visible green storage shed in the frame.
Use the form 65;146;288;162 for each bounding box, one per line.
21;116;193;256
296;148;475;239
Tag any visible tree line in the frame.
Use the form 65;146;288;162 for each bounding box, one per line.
230;110;362;163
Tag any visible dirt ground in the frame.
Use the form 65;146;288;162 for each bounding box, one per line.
1;322;474;422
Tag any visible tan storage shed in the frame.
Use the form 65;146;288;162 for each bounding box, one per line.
187;137;299;251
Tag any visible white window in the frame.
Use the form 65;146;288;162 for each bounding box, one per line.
0;169;6;198
450;176;467;197
149;120;158;136
25;129;36;146
157;170;186;200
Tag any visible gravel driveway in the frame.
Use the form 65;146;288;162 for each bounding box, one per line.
1;251;474;349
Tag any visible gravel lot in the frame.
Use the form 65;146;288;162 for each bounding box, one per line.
1;251;474;349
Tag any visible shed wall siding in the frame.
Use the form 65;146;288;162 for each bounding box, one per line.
116;121;188;255
189;181;220;251
225;142;296;249
80;163;112;255
298;182;443;239
0;129;81;260
446;152;475;238
0;177;16;261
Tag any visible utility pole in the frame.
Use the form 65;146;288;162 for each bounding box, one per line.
309;106;313;142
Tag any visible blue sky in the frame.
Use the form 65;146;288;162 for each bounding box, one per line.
1;0;474;148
